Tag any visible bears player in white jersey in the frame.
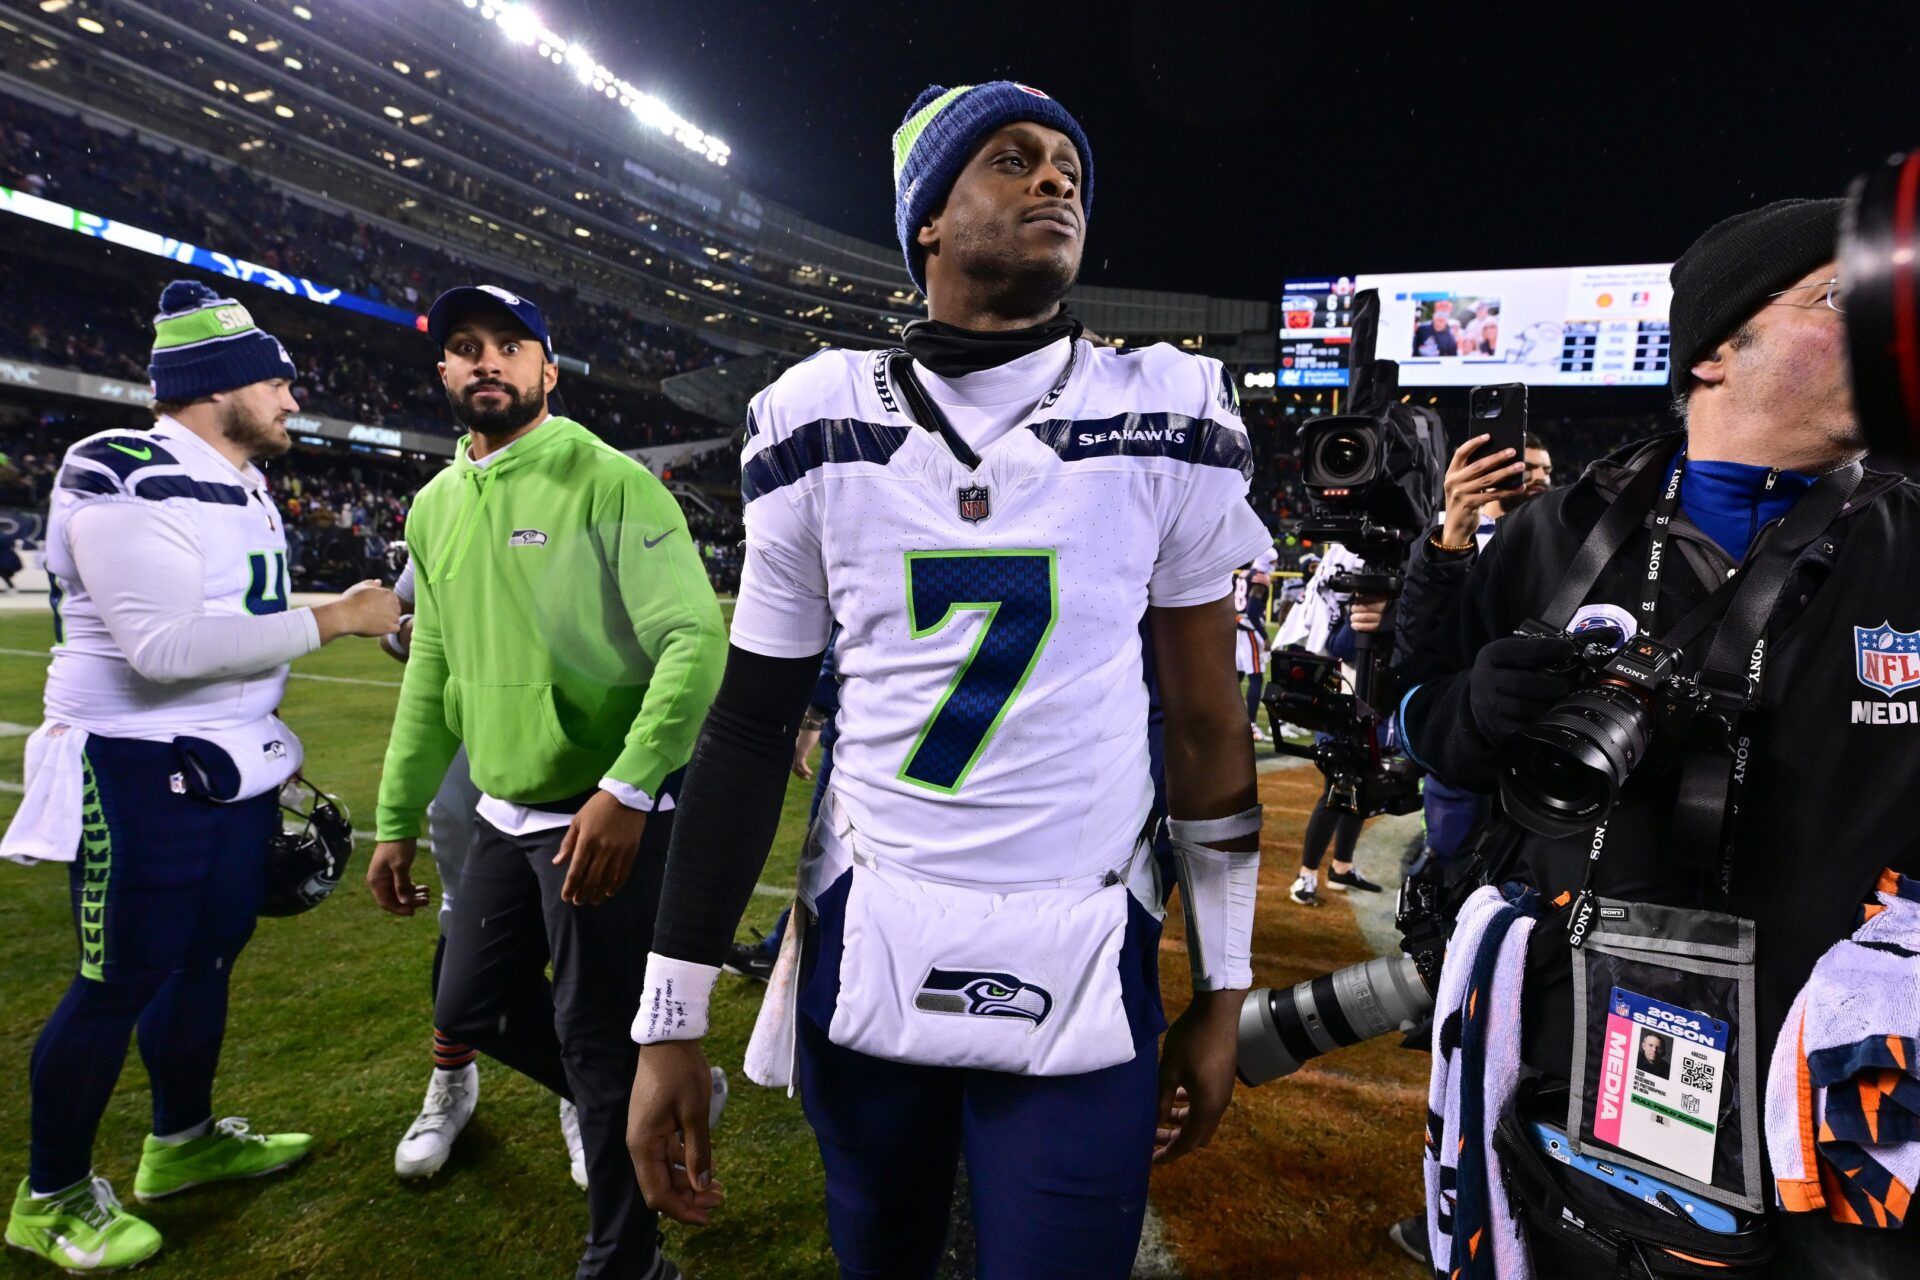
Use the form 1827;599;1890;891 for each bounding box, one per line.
0;282;400;1273
627;83;1272;1277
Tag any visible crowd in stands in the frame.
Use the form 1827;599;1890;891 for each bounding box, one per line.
0;437;60;509
0;94;725;386
0;421;746;595
0;220;724;451
138;0;920;330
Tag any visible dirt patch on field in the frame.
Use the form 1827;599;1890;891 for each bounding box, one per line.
1149;768;1430;1280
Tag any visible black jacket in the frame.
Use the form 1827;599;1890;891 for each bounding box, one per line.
1393;525;1479;680
1402;434;1920;1079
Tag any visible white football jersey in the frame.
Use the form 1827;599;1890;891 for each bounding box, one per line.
43;419;295;738
732;340;1271;885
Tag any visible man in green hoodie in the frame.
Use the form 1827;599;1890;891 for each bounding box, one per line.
369;285;725;1280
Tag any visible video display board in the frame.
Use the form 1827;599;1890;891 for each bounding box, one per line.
1276;264;1675;389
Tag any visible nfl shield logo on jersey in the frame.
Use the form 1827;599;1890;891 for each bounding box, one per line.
957;485;991;524
1854;622;1920;696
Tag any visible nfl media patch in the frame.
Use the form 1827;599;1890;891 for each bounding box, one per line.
914;967;1053;1026
1854;623;1920;696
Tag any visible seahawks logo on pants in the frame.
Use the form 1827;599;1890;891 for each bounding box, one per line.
914;967;1054;1026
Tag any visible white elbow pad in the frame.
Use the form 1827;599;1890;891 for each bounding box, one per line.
1169;805;1263;991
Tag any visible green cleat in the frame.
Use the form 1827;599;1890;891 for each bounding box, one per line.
6;1175;162;1274
132;1118;312;1203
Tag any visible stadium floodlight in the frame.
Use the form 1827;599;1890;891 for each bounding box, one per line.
567;44;594;84
441;0;730;165
497;5;538;44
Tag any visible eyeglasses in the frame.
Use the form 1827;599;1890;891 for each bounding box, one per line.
1765;277;1845;315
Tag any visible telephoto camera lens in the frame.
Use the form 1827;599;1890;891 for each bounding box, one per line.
1236;954;1432;1086
1839;148;1919;457
1495;681;1655;839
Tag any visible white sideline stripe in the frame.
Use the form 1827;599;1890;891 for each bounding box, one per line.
0;646;399;688
0;721;31;737
0;779;21;793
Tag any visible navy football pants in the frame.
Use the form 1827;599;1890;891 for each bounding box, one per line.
28;736;276;1192
796;872;1166;1280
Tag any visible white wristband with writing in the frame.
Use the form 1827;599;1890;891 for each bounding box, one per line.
632;952;721;1044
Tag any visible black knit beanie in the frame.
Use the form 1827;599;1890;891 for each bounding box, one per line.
1668;198;1842;395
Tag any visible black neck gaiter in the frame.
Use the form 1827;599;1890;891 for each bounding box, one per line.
901;308;1081;377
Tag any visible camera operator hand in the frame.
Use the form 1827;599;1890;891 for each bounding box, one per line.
1441;437;1526;549
1469;632;1580;746
1350;595;1390;633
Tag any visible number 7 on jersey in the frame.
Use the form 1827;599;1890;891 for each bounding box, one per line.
899;550;1059;794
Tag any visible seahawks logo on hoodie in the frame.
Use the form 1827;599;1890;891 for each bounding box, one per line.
508;529;548;547
914;967;1054;1027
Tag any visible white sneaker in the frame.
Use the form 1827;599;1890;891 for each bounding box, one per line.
1250;722;1271;743
555;1068;727;1194
1289;872;1320;907
395;1063;479;1180
560;1099;587;1190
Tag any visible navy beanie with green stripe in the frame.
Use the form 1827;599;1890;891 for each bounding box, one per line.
147;280;298;401
892;81;1093;295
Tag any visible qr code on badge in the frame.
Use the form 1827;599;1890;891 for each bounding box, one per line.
1681;1056;1716;1091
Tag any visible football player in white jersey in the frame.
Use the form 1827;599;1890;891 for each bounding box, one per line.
1;282;399;1274
1231;543;1280;741
628;84;1271;1277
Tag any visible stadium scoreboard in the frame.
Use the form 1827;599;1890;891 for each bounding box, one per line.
1274;264;1675;389
1277;276;1357;388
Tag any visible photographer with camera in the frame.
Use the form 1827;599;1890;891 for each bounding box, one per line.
1399;200;1920;1277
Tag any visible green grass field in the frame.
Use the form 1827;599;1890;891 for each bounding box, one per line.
0;606;840;1279
0;605;1431;1280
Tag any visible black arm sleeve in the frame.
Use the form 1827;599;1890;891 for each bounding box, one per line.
1404;526;1517;792
1392;533;1477;678
650;643;824;967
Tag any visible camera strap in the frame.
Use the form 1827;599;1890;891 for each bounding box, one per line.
1668;458;1863;888
1562;455;1862;937
1539;439;1684;631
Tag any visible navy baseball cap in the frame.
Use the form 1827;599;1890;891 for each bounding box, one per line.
426;285;555;362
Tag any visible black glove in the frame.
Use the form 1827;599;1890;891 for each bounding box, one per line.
1468;633;1581;746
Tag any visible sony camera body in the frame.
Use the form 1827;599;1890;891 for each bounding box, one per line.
1494;620;1740;839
